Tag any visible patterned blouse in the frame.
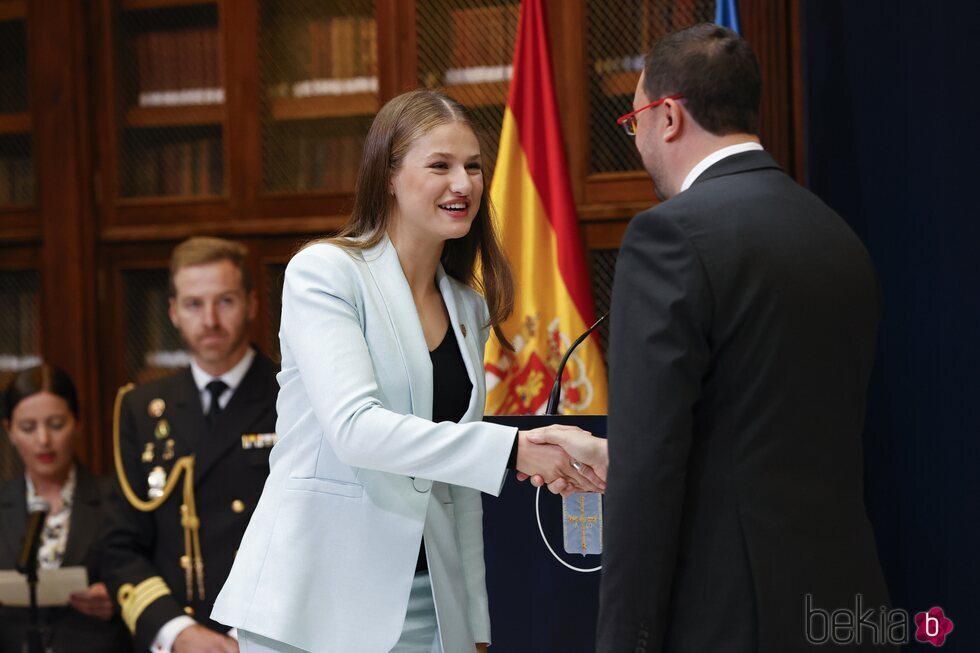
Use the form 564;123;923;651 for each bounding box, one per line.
25;466;77;570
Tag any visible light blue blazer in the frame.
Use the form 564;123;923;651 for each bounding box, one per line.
211;236;517;652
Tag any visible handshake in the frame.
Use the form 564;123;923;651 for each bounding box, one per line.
513;425;608;497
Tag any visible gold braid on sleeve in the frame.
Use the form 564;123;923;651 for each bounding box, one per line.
113;384;206;604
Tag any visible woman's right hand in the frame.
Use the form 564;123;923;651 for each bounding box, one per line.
514;425;607;495
68;582;114;621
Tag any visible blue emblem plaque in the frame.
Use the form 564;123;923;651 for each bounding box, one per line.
562;491;602;556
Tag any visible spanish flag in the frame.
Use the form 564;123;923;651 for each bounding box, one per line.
485;0;608;416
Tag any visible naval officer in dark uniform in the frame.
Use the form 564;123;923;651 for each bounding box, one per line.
103;237;278;653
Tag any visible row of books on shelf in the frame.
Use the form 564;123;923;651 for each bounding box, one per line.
0;355;41;373
0;74;28;114
124;137;223;197
444;65;512;86
286;76;378;99
126;282;184;352
134;28;223;107
0;287;38;363
0;157;33;204
135;349;190;385
145;349;190;369
449;4;519;69
269;15;378;92
593;55;645;75
271;133;364;193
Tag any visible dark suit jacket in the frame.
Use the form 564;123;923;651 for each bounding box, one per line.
599;151;892;652
0;464;131;653
102;350;278;651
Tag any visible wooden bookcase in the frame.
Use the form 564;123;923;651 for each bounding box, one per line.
0;245;40;481
0;1;33;222
94;0;228;233
0;3;42;478
0;0;803;476
0;0;102;478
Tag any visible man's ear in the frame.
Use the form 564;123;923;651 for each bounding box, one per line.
662;99;684;142
168;297;179;328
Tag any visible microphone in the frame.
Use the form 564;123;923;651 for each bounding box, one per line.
16;497;49;576
545;312;608;415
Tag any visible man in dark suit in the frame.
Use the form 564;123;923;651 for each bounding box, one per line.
598;24;892;652
103;237;278;653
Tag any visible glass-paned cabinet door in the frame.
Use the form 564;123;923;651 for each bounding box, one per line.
416;0;519;175
122;268;187;384
0;3;34;208
587;0;714;174
0;269;40;480
260;0;377;194
115;1;226;199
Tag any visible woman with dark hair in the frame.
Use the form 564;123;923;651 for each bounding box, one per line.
0;364;130;652
211;89;606;653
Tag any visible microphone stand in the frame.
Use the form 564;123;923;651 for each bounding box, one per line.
26;562;42;653
542;312;608;570
17;508;48;653
545;312;608;415
483;312;609;569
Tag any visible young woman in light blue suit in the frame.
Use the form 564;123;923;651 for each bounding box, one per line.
211;90;605;653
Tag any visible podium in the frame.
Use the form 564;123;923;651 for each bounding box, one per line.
482;415;606;651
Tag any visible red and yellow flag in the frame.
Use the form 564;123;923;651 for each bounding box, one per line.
485;0;608;416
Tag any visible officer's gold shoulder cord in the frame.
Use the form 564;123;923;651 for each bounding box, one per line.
112;384;205;602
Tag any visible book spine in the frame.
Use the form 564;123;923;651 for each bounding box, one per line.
308;19;320;80
162;30;179;105
0;159;9;204
209;136;223;195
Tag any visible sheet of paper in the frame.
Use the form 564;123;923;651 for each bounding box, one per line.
0;567;89;607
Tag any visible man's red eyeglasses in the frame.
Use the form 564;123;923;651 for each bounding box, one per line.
616;94;684;136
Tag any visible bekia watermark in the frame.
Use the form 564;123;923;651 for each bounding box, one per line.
805;594;954;647
914;607;954;647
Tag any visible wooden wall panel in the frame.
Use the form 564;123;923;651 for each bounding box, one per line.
31;0;102;471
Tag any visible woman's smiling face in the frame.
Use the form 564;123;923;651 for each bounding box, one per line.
388;121;484;247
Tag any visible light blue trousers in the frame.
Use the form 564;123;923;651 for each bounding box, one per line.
391;572;443;653
238;572;443;653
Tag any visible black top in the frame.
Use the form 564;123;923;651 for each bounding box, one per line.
417;327;472;573
430;328;472;424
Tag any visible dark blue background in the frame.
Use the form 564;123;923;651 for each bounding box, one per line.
804;1;979;650
483;476;602;651
483;415;605;651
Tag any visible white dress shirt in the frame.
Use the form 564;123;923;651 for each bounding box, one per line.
680;141;764;193
190;347;255;413
150;349;254;652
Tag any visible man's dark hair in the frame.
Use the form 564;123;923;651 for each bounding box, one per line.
643;23;761;135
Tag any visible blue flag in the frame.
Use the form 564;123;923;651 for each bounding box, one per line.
716;0;741;34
